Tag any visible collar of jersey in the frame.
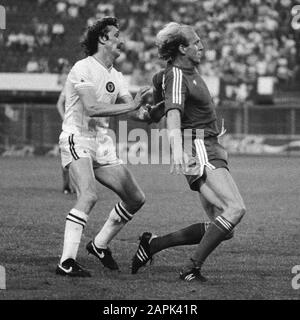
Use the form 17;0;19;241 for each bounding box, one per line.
169;63;196;74
91;56;113;72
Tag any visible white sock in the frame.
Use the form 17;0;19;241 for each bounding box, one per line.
94;203;132;248
60;208;88;264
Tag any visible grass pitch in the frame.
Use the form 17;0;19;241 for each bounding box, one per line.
0;155;299;300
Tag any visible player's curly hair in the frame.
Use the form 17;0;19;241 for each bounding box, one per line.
81;16;119;56
156;22;190;61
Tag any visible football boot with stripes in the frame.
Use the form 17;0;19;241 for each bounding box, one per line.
179;266;207;282
86;240;119;271
131;232;157;274
56;258;91;277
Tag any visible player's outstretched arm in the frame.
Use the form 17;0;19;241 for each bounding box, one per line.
75;83;150;117
118;94;150;122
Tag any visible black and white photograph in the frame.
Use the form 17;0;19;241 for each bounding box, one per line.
0;0;299;307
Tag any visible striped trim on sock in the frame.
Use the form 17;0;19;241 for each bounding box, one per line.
66;208;88;228
114;202;133;222
215;216;234;233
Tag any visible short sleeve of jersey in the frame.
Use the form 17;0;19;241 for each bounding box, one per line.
164;67;187;115
117;72;130;98
152;71;164;105
67;61;91;86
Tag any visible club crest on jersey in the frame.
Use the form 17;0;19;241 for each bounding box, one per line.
106;82;115;93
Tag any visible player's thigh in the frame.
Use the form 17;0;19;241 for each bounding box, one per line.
198;193;222;221
200;167;245;211
68;158;97;197
94;164;144;205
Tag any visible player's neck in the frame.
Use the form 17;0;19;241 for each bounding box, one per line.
173;56;195;70
93;52;114;70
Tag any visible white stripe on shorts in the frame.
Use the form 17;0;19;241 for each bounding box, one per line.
194;139;216;176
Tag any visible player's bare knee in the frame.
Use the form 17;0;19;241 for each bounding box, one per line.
130;191;146;211
138;191;146;207
238;203;246;221
229;202;246;223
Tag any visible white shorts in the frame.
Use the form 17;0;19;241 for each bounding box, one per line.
59;132;122;169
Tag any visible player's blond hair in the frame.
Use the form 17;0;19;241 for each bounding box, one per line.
156;22;191;61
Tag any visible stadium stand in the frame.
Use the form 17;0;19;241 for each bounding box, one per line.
0;0;300;155
0;0;299;86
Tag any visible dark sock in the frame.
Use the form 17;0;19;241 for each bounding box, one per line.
150;222;209;255
191;215;234;268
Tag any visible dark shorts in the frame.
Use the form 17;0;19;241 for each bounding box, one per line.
184;135;229;191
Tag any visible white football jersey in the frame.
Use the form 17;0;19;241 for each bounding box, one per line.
62;56;130;137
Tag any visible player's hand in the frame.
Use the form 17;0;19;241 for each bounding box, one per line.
145;103;153;112
144;101;164;113
136;105;150;121
170;149;189;175
135;101;165;122
133;86;151;110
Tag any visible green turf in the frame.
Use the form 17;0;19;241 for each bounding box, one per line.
0;156;299;300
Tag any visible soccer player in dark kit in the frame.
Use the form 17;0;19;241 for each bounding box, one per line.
131;22;246;282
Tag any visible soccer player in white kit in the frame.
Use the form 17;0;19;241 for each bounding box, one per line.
56;17;150;277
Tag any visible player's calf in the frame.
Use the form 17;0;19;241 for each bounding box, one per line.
78;191;98;209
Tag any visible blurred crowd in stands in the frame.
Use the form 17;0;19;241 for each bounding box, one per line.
1;0;299;88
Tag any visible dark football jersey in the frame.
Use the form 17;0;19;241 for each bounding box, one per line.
152;64;220;137
152;70;165;106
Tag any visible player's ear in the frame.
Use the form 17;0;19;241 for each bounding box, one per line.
98;34;109;45
179;44;187;55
